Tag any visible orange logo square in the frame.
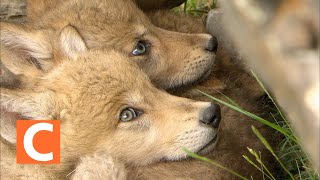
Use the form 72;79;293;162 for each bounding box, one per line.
16;120;60;164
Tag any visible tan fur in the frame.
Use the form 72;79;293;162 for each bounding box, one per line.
68;96;274;180
6;0;218;90
0;22;58;89
72;153;128;180
26;0;185;21
0;26;220;179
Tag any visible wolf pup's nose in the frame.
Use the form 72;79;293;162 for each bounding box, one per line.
206;36;218;53
200;103;221;128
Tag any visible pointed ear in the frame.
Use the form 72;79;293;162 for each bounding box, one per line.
0;61;22;89
0;22;53;72
59;25;87;60
1;88;57;144
0;88;56;120
1;109;20;144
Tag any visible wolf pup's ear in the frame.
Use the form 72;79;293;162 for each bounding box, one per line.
0;88;57;144
0;22;53;73
0;88;57;120
59;25;87;60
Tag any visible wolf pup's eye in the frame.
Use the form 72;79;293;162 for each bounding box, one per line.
120;108;142;122
132;41;149;56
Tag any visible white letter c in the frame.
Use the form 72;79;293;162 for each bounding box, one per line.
24;123;53;162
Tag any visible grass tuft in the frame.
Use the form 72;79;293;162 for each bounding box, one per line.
174;0;218;16
195;88;319;179
251;126;295;179
196;90;296;143
184;149;249;180
243;149;275;180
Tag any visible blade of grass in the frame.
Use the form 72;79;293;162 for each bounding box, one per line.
250;70;297;136
251;126;295;179
250;71;309;176
184;149;248;180
247;148;276;180
187;9;209;13
270;113;309;177
259;151;266;180
243;155;274;180
196;90;297;143
296;160;302;179
217;91;242;108
279;149;303;160
250;70;285;120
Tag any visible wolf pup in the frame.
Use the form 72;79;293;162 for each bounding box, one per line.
1;0;218;90
0;25;221;179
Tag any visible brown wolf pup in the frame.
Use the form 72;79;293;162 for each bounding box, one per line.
0;24;222;179
71;92;274;180
2;0;218;90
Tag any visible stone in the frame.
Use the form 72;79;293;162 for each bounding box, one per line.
135;0;185;10
0;0;26;22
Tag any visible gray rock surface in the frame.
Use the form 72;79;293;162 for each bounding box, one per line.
0;0;26;22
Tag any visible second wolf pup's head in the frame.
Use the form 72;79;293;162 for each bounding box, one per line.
19;0;218;89
1;25;221;166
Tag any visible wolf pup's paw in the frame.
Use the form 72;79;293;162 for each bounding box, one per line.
71;153;127;180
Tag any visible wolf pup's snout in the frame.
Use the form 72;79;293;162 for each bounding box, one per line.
206;36;219;53
200;103;221;128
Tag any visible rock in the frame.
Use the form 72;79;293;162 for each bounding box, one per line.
0;0;26;22
135;0;185;10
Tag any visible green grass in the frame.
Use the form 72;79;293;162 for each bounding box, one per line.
184;149;249;180
188;77;319;179
173;0;218;16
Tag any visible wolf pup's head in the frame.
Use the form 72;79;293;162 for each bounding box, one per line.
10;0;218;89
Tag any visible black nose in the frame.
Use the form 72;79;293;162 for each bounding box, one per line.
200;103;221;128
206;36;218;53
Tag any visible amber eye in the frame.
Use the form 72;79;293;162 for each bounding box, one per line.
120;108;142;122
132;41;150;56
